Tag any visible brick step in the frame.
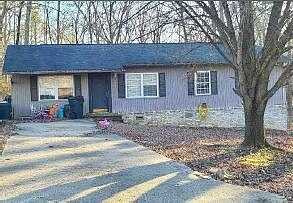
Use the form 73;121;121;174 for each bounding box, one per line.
93;108;108;113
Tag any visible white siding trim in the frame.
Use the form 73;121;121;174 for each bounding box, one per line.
125;72;159;99
195;70;212;96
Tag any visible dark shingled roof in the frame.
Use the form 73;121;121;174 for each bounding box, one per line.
3;42;229;74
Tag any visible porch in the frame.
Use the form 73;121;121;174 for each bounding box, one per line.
10;72;115;119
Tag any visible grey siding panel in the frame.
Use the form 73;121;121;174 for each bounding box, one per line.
12;73;90;118
11;75;31;118
111;66;238;113
11;67;286;117
268;67;286;106
111;66;285;113
81;73;89;114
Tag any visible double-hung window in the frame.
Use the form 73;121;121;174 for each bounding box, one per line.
126;73;159;98
38;75;74;100
195;71;211;95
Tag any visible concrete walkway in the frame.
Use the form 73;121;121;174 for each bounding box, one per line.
0;120;287;203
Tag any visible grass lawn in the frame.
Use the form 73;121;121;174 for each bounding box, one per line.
109;122;293;201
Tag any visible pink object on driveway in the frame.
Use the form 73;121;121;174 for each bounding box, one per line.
98;118;111;129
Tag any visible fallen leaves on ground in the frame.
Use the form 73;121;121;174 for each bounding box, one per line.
109;122;293;201
239;148;278;167
0;121;16;154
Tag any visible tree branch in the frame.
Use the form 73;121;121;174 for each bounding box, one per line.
265;63;293;101
176;1;237;70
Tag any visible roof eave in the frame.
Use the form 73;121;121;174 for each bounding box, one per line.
4;62;230;75
4;69;123;75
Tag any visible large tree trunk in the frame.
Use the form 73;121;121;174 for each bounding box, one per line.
24;1;32;45
0;0;8;39
56;1;61;44
16;1;25;45
242;102;269;147
87;1;93;44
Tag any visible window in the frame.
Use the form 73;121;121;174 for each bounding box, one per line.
195;71;211;95
38;75;74;100
126;73;159;98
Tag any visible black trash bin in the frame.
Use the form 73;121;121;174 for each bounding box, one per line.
4;95;11;104
0;102;12;120
68;96;84;119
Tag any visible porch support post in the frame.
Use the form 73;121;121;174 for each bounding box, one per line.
286;77;293;136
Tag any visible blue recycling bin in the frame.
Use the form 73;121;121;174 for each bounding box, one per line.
0;102;12;120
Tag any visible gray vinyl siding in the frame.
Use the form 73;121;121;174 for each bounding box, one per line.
111;65;286;113
268;67;286;106
11;75;32;118
81;73;89;114
11;73;90;118
11;66;286;117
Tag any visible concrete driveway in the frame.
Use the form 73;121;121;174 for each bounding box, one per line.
0;119;287;203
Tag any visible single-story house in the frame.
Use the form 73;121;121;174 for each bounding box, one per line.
3;42;286;118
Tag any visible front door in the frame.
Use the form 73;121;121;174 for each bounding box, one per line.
88;73;111;112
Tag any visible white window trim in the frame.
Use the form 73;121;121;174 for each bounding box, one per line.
38;75;75;101
125;73;159;98
195;70;212;96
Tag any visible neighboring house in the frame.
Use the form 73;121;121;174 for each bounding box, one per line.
3;42;286;118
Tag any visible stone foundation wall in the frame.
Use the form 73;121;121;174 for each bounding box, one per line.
122;106;287;131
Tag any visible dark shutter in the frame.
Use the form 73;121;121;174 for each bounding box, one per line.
159;73;166;97
30;75;38;101
74;75;82;96
211;71;218;95
118;73;125;98
187;72;195;95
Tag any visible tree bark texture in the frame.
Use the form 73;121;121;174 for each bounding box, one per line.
24;1;32;45
242;101;269;147
56;1;61;44
16;1;25;45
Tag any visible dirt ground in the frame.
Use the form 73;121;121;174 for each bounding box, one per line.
109;122;293;201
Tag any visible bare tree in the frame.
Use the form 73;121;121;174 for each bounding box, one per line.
177;1;293;148
95;1;135;43
2;1;181;45
56;1;61;44
24;0;32;44
87;1;93;43
0;1;8;39
16;1;25;45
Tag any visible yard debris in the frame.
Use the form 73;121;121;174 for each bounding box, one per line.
109;122;293;201
208;167;236;180
239;148;279;167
